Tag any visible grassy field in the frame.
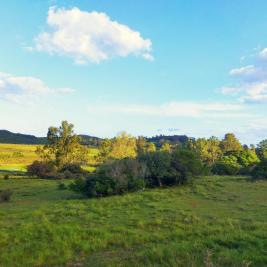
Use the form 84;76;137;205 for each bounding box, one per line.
0;175;266;267
0;143;98;172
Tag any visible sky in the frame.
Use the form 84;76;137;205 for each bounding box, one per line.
1;0;267;144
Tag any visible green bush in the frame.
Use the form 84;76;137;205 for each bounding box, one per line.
60;163;85;174
4;174;9;180
27;161;57;178
212;155;241;175
251;159;267;180
0;189;12;203
71;149;205;198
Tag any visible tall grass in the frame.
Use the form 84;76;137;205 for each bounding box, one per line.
0;175;266;266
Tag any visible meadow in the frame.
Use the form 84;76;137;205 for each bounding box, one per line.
0;144;98;173
0;175;266;267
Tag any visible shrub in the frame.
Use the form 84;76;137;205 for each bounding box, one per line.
0;189;12;203
251;159;267;180
212;155;241;175
4;174;9;180
27;161;57;178
60;163;85;174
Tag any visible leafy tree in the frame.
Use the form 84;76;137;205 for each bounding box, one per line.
194;137;222;165
160;142;171;152
220;133;243;153
136;136;156;155
257;139;267;160
36;121;85;167
212;155;241;175
97;139;113;162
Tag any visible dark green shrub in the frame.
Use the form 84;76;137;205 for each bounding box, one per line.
251;159;267;180
27;161;57;178
0;189;12;203
4;174;9;180
171;149;205;183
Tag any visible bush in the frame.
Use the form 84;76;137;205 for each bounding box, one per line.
212;155;241;175
251;159;267;180
0;189;12;203
27;161;57;178
4;174;9;180
60;163;85;174
71;149;205;198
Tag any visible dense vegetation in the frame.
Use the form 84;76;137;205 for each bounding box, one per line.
24;121;267;199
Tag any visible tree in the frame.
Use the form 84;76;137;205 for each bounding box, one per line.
220;133;243;153
160;142;171;152
109;132;137;159
136;136;156;155
257;139;267;160
194;137;222;165
37;121;84;167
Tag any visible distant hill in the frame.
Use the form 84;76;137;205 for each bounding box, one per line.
0;130;101;146
0;130;48;145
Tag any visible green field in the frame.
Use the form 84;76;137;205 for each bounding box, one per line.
0;175;266;267
0;144;98;172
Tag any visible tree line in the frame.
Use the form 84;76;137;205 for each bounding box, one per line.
27;121;267;198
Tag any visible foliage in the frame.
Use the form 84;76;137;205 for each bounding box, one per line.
251;159;267;180
36;121;86;167
256;139;267;160
191;137;222;165
212;155;241;175
98;132;137;162
74;149;204;198
4;174;9;180
220;133;243;153
27;161;57;178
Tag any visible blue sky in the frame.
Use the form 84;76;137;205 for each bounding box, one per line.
1;0;267;144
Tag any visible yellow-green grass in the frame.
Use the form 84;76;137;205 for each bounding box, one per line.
0;175;266;267
0;143;99;172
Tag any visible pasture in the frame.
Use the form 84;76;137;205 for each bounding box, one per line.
0;144;98;173
0;175;266;267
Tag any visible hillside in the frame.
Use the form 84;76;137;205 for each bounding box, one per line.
0;130;101;146
0;175;266;266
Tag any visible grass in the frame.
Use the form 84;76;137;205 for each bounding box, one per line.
0;143;98;172
0;175;266;266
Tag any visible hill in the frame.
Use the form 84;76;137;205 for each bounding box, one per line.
0;130;101;146
0;130;47;144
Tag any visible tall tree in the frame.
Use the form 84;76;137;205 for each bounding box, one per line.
37;121;85;167
220;133;243;153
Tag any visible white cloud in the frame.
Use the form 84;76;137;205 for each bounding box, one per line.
88;101;243;118
0;72;74;103
259;48;267;59
221;47;267;103
33;7;153;64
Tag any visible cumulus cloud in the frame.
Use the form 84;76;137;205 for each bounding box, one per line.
0;72;74;103
88;101;243;118
33;7;153;64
